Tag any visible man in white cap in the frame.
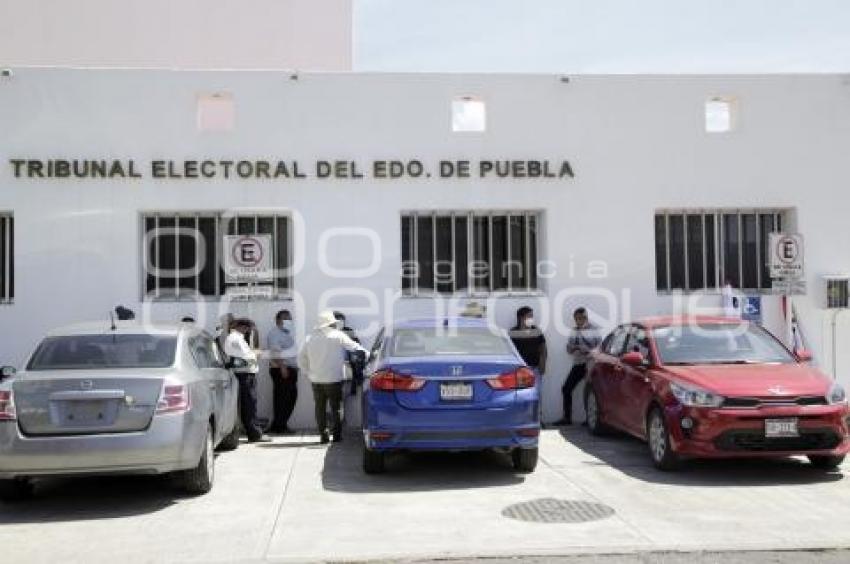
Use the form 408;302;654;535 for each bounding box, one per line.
297;310;369;444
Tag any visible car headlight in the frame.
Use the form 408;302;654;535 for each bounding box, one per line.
669;381;724;408
828;383;847;405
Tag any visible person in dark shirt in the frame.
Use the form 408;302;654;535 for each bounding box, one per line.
509;306;547;425
509;306;547;372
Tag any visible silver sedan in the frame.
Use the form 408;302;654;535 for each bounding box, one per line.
0;321;240;500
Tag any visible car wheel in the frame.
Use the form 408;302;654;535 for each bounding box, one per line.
512;447;538;473
585;387;607;436
808;454;845;470
363;447;386;474
0;478;34;502
647;407;680;471
216;424;240;452
182;425;215;494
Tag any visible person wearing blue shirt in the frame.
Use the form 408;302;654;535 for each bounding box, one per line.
267;309;298;434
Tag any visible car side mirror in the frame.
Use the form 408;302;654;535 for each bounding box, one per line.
0;366;16;379
621;351;646;367
795;349;813;362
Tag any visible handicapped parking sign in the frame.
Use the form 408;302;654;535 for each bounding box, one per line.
742;296;762;323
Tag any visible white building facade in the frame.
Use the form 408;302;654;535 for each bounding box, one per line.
1;69;849;426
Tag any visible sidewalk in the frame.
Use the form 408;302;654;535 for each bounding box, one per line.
1;429;848;563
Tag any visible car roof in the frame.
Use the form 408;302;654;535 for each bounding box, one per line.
391;317;495;330
633;315;749;329
45;321;194;338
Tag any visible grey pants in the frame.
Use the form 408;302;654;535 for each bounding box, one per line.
312;382;343;436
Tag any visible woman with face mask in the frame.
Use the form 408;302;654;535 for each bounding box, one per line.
508;306;548;423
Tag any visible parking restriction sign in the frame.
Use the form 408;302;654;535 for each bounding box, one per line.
223;235;273;282
769;233;804;280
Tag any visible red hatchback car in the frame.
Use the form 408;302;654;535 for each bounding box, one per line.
585;316;850;471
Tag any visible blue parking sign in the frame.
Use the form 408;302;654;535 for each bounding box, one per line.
742;296;762;323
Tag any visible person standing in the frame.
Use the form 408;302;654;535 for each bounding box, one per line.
225;319;268;443
333;311;365;397
297;310;369;444
509;306;547;424
555;307;601;426
267;309;298;434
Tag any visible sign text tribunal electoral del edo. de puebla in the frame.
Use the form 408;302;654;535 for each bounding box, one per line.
7;158;575;181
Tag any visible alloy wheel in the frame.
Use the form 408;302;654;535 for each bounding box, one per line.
649;412;666;463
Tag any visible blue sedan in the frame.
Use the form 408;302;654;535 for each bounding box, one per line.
360;317;539;474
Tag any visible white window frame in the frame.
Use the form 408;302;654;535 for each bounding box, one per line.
0;213;12;305
655;208;789;294
401;210;544;297
140;211;293;301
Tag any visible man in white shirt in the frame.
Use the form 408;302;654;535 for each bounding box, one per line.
298;310;369;444
267;309;298;434
224;319;267;443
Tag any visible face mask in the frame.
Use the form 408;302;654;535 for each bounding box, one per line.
524;317;535;328
334;320;344;330
281;320;294;332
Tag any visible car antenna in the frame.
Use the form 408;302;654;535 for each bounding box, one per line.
109;310;117;331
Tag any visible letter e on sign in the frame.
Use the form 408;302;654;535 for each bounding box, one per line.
223;235;273;282
769;233;804;280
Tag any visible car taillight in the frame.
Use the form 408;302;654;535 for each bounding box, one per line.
0;391;16;421
487;367;536;390
156;381;190;414
370;370;426;392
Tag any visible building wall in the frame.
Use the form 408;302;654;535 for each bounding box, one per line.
1;69;849;427
0;0;352;70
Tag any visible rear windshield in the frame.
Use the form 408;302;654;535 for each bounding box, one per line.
388;328;513;357
652;323;795;365
27;335;178;370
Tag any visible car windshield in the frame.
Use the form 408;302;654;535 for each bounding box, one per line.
652;323;795;365
27;334;178;370
389;327;514;357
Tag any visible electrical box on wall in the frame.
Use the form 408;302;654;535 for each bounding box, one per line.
824;275;850;308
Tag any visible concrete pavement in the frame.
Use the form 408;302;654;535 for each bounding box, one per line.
1;428;848;563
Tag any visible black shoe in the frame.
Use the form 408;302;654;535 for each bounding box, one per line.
552;418;572;426
332;433;343;443
248;435;271;443
319;433;330;444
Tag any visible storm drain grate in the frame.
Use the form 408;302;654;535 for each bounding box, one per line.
501;498;615;524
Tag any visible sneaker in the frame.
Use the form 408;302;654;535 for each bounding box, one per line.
319;432;330;444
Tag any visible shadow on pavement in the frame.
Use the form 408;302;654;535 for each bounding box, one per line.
558;426;845;487
321;433;526;493
0;474;180;523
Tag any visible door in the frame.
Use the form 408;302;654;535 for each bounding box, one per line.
591;326;630;428
619;326;655;437
190;335;232;440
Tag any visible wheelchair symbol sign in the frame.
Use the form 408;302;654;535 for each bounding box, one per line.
742;296;762;323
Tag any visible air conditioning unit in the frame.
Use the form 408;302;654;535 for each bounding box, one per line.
823;275;850;309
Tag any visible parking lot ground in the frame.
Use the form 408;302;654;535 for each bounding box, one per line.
2;428;849;564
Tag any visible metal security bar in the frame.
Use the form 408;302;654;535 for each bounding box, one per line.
401;210;542;296
655;209;787;293
142;212;292;300
0;214;12;304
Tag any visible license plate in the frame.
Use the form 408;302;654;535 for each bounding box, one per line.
440;382;473;401
765;418;799;438
62;400;109;424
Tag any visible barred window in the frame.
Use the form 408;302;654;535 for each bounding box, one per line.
142;212;291;300
655;209;786;292
401;211;540;295
0;214;13;304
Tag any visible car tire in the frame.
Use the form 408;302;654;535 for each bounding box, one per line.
0;478;33;502
216;424;240;452
585;387;608;436
363;447;386;474
808;454;845;470
647;407;680;471
182;425;215;495
512;447;538;473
